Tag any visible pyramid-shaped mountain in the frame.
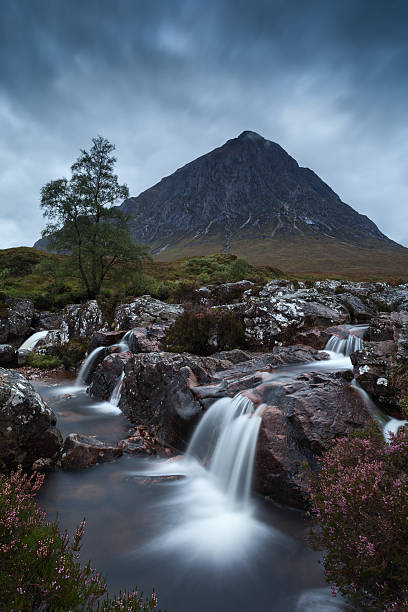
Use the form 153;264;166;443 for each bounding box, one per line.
118;131;406;275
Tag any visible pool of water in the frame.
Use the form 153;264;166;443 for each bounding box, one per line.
34;377;347;612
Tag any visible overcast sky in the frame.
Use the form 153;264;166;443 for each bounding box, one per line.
1;0;407;249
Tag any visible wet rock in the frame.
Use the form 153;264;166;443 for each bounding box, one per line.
60;300;105;344
61;433;122;469
17;349;31;366
292;328;332;350
0;344;17;367
32;457;56;472
255;370;371;507
113;296;183;330
105;346;325;449
88;350;133;400
0;368;62;471
124;327;163;353
335;293;375;322
87;330;125;353
351;311;408;411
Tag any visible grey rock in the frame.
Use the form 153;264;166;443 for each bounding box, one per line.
0;344;16;367
60;300;105;343
113;296;183;330
0;368;62;470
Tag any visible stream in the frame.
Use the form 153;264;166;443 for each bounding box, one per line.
33;327;402;612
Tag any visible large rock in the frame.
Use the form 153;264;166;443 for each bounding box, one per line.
6;298;35;340
60;300;105;344
228;285;350;349
88;350;133;400
87;330;125;353
61;433;122;469
94;345;325;448
351;311;408;411
34;311;63;331
0;368;62;470
197;280;255;306
254;370;371;507
113;296;183;330
0;344;17;367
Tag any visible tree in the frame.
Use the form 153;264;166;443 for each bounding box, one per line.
40;136;149;299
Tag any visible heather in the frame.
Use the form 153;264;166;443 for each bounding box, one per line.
309;426;408;611
0;467;158;611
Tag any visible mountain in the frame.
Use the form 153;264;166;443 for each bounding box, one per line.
35;131;408;278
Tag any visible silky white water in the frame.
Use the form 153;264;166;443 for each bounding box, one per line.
18;330;50;352
75;345;105;386
324;325;367;356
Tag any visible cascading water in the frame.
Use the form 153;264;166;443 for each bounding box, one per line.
110;371;125;407
75;346;105;386
324;325;367;356
187;395;266;507
18;330;51;352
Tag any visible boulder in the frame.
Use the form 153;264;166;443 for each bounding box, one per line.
113;296;183;330
351;311;408;412
88;350;133;400
6;298;35;340
254;370;371;507
60;300;105;344
0;368;62;470
123;326;164;353
61;433;122;469
90;345;325;449
0;344;16;367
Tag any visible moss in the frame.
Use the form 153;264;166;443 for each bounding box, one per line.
27;353;62;369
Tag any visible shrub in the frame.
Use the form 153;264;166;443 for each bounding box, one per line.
164;307;246;355
0;467;158;611
27;353;62;370
309;427;408;611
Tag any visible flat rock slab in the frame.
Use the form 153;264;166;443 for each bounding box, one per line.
61;433;122;469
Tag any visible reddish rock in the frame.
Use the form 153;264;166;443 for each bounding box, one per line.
255;370;371;507
88;351;133;400
61;433;122;469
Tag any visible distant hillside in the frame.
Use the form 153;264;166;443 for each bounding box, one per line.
35;131;408;278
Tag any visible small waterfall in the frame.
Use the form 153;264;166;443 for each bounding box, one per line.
75;346;105;386
351;380;407;441
187;395;266;507
325;326;367;356
18;330;50;352
110;371;124;407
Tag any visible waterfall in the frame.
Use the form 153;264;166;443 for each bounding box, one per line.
110;371;124;407
75;346;105;386
187;395;266;507
351;380;407;441
325;326;367;356
18;330;50;352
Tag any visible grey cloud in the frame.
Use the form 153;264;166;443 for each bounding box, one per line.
0;0;407;248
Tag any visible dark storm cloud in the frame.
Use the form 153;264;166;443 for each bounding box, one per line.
0;0;407;247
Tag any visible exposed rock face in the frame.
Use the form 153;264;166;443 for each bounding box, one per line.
87;345;325;448
117;131;391;254
197;280;255;306
254;370;371;507
351;311;408;411
0;345;17;367
61;433;122;469
226;280;350;349
60;300;105;343
4;298;35;341
113;296;183;330
88;350;133;400
0;368;62;470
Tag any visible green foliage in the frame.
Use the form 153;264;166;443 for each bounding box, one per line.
180;253;263;285
165;307;246;355
40;136;150;299
27;353;62;370
309;426;408;611
0;467;158;611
